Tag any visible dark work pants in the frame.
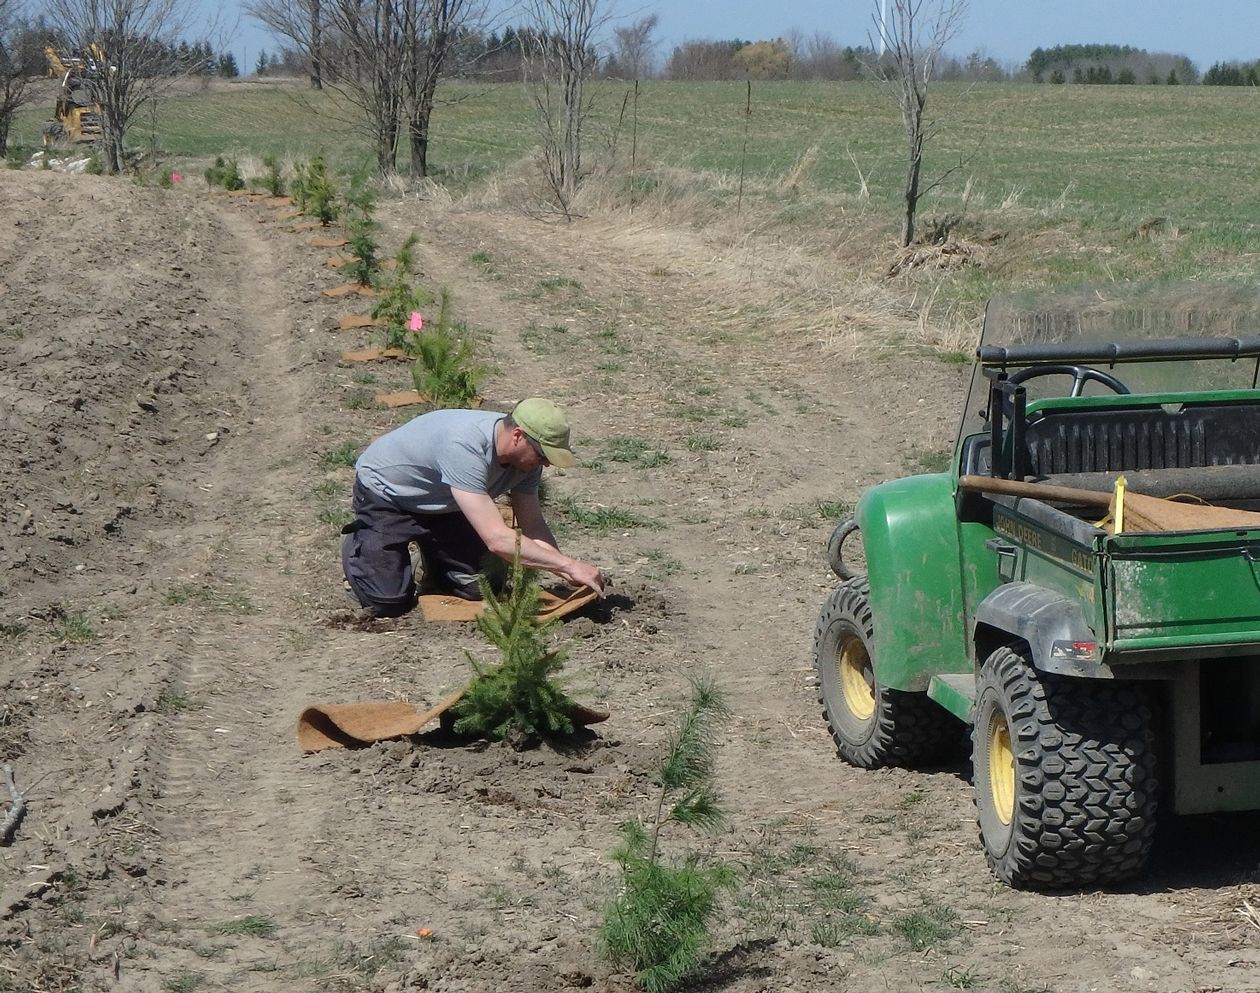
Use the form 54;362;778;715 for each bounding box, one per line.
341;479;490;616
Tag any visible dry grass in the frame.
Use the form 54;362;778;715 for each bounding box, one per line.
450;153;964;357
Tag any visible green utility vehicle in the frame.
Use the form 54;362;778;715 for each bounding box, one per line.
814;285;1260;890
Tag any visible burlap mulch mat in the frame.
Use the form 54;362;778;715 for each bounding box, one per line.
322;284;379;299
373;391;482;409
337;314;385;330
342;346;409;363
297;688;609;752
419;585;599;623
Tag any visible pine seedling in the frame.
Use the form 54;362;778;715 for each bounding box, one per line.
290;160;309;211
262;154;285;196
220;157;245;191
450;538;577;743
369;235;428;349
204;155;227;187
300;156;339;225
603;678;735;993
345;220;381;287
410;289;486;408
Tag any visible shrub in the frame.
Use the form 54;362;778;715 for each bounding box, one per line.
603;678;734;992
450;543;576;744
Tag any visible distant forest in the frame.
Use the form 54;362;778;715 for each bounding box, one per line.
249;29;1260;87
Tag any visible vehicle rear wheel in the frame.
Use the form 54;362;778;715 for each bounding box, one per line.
973;646;1158;890
813;579;961;768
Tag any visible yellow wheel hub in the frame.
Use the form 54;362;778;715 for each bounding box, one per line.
837;635;876;721
988;713;1015;825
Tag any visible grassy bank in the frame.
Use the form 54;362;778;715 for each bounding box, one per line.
16;78;1260;303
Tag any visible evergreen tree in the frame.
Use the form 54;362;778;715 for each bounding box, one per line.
254;48;269;76
218;51;238;78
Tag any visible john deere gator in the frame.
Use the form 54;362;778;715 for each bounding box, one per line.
815;284;1260;889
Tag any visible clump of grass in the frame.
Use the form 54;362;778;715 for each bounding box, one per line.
210;915;277;938
605;437;670;468
319;441;361;468
554;496;657;532
893;902;958;951
164;583;258;615
344;387;374;410
602;678;734;992
165;972;205;993
539;275;582;291
906;446;951;474
53;612;95;642
154;688;201;714
450;541;576;745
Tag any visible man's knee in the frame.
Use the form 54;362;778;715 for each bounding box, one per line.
341;530;418;614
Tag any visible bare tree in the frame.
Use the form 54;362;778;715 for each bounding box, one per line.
45;0;204;173
609;11;654;79
249;0;325;87
872;0;967;247
250;0;479;176
523;0;611;209
404;0;479;177
0;0;38;157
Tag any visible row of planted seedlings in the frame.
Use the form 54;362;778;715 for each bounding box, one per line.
335;183;751;992
208;158;853;993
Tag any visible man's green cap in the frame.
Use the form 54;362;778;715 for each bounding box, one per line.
513;398;577;468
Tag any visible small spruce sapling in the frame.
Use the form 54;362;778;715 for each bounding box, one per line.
603;678;735;993
411;288;486;408
450;538;577;744
300;156;338;225
261;154;285;196
372;237;434;352
343;170;381;285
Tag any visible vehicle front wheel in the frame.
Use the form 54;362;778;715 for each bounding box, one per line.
813;578;960;769
973;646;1158;890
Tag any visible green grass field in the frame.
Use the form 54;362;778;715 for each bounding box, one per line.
15;78;1260;293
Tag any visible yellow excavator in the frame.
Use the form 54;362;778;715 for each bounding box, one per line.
43;46;104;145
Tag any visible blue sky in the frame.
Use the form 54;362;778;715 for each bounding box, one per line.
219;0;1260;76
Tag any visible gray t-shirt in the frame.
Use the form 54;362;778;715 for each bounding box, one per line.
355;409;541;514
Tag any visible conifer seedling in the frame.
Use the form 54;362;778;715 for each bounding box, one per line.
450;540;577;745
603;678;735;992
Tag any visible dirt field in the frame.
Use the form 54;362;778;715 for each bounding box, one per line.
3;169;1260;993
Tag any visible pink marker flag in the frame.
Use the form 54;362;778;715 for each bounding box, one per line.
408;312;424;332
171;172;182;182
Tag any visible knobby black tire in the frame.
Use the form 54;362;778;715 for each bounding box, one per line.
813;578;960;769
973;646;1159;890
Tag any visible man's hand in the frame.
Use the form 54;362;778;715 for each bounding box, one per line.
563;559;607;597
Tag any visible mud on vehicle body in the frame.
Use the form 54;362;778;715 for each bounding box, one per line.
814;283;1260;890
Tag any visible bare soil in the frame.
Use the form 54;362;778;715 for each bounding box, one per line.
3;170;1260;993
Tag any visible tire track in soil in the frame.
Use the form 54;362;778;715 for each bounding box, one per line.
128;201;336;988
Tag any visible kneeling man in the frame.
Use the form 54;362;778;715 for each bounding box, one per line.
341;398;606;616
